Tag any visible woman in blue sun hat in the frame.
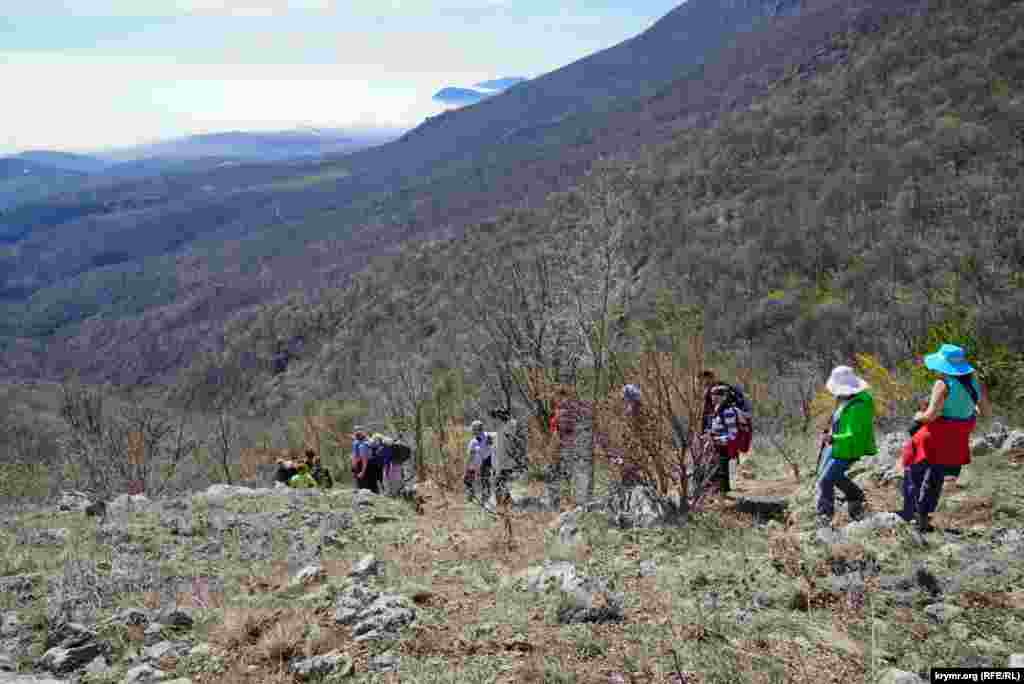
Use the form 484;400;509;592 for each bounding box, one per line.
901;343;989;533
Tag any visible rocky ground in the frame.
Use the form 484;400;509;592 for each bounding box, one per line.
1;423;1023;683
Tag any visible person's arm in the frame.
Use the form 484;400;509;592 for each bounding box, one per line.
831;400;869;450
978;381;991;418
914;380;947;424
466;441;479;474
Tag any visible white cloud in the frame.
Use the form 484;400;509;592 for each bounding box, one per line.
0;53;473;152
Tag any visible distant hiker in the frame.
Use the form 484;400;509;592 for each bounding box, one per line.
351;426;379;493
700;370;753;455
815;366;875;529
618;384;655;487
464;420;495;501
304;449;333;490
900;344;987;533
289;462;318;488
275;457;300;486
706;384;741;496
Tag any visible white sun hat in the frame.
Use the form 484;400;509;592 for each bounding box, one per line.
825;366;870;397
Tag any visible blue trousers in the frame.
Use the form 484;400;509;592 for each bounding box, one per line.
901;461;952;518
816;451;864;518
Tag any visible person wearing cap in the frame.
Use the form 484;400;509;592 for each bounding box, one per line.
816;366;877;529
706;384;741;496
900;344;988;533
465;419;494;501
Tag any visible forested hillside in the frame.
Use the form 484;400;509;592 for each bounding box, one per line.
0;0;929;387
172;0;1024;420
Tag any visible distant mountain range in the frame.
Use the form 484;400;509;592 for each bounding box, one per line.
0;128;398;209
433;77;527;106
95;127;400;164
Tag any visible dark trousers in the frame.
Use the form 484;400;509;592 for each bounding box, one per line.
464;458;492;499
715;446;731;494
902;461;951;518
357;461;383;493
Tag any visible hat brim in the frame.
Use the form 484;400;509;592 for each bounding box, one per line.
924;352;974;376
825;378;870;397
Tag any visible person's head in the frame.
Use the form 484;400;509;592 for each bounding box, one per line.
825;366;870;399
710;384;730;407
353;425;367;441
470;419;484;436
924;343;974;378
370;433;384;445
701;370;717;389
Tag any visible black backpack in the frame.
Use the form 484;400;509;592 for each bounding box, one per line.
390;441;413;465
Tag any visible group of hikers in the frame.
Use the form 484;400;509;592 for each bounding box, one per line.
271;342;988;536
814;343;988;534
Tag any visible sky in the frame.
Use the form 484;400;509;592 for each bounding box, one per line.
0;0;682;155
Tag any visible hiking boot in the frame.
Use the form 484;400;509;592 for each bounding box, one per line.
916;512;935;533
847;498;866;522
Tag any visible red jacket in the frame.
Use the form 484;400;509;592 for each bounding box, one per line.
902;417;976;468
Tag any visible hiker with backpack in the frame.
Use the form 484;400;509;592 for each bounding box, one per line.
706;384;742;495
464;419;495;501
815;366;876;529
900;344;988;533
700;371;753;455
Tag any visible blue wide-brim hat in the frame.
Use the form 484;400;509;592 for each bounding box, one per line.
924;343;974;376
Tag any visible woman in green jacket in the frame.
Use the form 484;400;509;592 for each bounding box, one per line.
816;366;878;528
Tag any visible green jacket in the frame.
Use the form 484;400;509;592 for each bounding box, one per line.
289;469;318;489
830;391;878;461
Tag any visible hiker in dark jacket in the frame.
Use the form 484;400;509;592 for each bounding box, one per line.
816;366;876;529
900;344;987;533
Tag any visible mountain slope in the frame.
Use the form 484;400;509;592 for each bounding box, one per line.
1;0;936;387
164;0;1024;417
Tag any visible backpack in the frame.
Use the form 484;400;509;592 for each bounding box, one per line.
390;441;413;465
369;442;393;466
723;385;753;454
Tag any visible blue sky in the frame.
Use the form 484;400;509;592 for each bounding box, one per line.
1;1;682;155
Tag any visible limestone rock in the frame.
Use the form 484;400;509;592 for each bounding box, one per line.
876;667;926;684
39;643;105;675
107;494;151;517
333;585;415;643
348;555;381;581
58;491;93;513
289;650;353;680
924;602;963;624
291;565;326;587
608;485;682;529
107;608;150;628
124;663;169;683
369;651;400;673
156;609;193;630
846;512;904;534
